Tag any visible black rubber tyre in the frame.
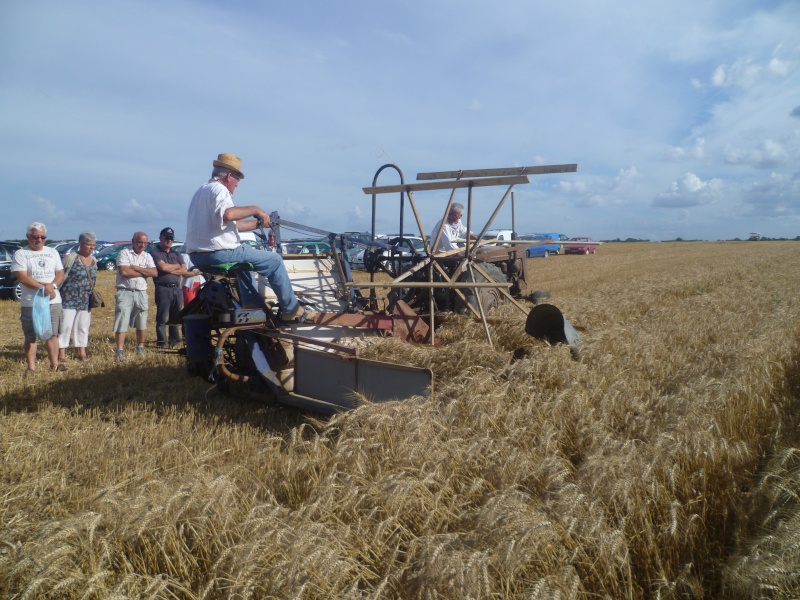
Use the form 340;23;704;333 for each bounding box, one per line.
530;290;552;305
455;263;506;314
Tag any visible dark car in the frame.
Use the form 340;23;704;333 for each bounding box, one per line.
0;241;22;300
57;242;81;261
95;242;131;271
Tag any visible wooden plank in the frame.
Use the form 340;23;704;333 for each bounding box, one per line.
348;281;512;289
416;164;578;180
362;175;529;195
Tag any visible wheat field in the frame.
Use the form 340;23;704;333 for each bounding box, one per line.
1;242;799;599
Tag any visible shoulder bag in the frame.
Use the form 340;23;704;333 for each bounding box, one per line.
79;257;105;309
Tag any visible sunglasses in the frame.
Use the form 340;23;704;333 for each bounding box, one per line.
28;235;47;240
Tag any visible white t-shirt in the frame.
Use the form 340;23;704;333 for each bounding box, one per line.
185;179;242;252
431;218;469;252
115;248;155;291
11;246;64;307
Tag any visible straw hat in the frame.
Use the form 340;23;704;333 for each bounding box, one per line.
212;153;244;179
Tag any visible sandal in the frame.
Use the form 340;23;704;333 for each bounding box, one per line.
281;305;318;324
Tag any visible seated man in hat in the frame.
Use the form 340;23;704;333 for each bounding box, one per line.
185;153;315;322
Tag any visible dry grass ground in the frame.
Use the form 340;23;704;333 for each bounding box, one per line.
1;242;799;599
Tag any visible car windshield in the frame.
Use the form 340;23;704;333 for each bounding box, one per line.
97;244;124;256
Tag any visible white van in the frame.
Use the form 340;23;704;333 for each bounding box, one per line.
481;229;514;244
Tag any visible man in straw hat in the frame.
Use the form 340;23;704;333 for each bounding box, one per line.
185;153;315;322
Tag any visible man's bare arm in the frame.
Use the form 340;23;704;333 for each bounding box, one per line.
223;205;271;227
119;264;158;278
156;261;195;277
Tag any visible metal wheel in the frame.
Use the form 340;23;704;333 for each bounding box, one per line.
104;261;116;271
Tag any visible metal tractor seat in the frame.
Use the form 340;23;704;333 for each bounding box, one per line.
195;261;272;323
201;261;255;276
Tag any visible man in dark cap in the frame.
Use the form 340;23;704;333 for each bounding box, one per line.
150;226;197;349
185;153;315;322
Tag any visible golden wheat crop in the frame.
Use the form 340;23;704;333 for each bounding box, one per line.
1;242;798;599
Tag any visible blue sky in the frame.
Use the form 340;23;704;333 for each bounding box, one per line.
2;0;799;242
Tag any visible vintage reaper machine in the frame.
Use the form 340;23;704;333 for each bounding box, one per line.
180;163;580;413
355;162;580;346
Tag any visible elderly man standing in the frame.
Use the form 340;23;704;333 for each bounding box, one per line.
430;202;479;253
12;222;65;373
185;153;315;322
150;226;197;349
114;231;157;360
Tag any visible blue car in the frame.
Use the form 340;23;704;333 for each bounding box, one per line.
523;233;562;258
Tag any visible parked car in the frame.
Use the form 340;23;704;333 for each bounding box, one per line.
283;240;332;255
0;241;22;300
348;236;426;270
343;231;372;249
47;240;77;249
522;233;563;258
564;236;597;255
95;242;131;271
56;242;82;261
481;229;514;245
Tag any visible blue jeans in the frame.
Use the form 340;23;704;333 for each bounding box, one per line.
154;284;183;345
189;246;299;313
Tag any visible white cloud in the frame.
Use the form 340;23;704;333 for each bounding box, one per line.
280;198;313;222
710;56;792;88
652;172;724;208
664;138;705;161
724;139;789;168
3;0;800;242
31;196;66;223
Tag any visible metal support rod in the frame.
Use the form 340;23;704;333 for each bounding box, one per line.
430;261;483;320
329;237;352;305
429;253;435;346
369;164;405;310
430;186;459;256
405;190;429;255
511;190;516;240
467;184;516;261
471;262;529;316
391;256;431;282
469;264;493;348
466;183;473;257
399;189;405;241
